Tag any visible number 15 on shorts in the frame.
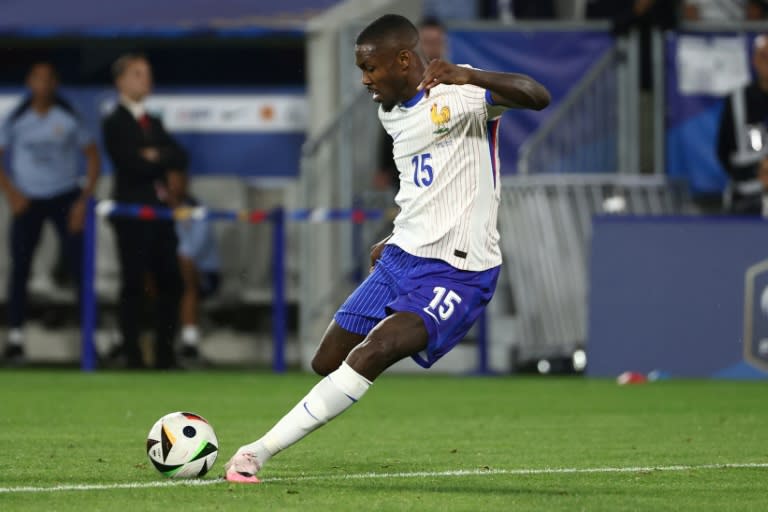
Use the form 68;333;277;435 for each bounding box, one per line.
424;286;462;321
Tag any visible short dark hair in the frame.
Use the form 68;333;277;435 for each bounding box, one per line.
419;16;445;31
111;53;148;80
27;61;58;78
355;14;419;49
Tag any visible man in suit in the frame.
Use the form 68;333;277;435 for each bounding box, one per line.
102;54;187;369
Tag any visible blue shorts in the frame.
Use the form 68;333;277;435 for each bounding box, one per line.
334;245;500;368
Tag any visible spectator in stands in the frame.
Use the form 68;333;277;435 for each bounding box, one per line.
586;1;679;44
480;0;557;20
165;170;220;365
419;16;448;62
587;0;680;173
683;0;766;20
102;54;187;369
752;0;768;17
717;35;768;215
0;62;100;365
422;0;478;20
373;17;449;191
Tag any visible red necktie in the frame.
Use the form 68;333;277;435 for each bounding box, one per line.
138;113;151;133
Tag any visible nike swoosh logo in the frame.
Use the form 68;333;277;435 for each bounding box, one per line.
422;307;439;323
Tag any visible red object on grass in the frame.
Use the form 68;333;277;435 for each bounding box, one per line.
616;371;648;385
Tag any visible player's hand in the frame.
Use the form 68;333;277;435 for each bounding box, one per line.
417;60;472;97
8;189;29;216
369;236;390;273
68;196;88;233
140;147;160;162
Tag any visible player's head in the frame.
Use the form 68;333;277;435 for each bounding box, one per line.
113;53;153;101
419;16;446;62
754;35;768;85
355;14;423;112
26;61;58;102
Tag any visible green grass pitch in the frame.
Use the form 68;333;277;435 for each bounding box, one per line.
1;370;766;511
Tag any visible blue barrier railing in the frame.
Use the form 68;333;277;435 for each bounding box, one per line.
80;200;491;374
81;198;98;371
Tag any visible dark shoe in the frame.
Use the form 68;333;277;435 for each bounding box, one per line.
3;344;25;367
180;344;199;360
102;344;144;369
179;344;205;369
155;358;181;371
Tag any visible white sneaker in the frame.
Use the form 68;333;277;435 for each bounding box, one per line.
224;451;262;484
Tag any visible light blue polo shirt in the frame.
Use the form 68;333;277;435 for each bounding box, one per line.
176;208;221;273
0;103;92;199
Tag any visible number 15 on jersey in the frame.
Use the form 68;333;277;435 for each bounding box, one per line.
412;153;433;188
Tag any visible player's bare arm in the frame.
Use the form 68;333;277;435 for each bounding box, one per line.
369;233;392;270
417;60;550;111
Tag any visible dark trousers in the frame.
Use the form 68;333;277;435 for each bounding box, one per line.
111;218;182;369
7;188;82;328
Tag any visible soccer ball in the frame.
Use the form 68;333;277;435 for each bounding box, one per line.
146;411;218;478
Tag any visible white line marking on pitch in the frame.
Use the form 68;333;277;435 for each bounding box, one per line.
265;462;768;482
1;462;766;494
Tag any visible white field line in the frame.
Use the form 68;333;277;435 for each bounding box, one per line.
1;462;766;494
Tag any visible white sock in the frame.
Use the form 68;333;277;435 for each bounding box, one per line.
238;362;371;466
181;325;200;346
7;328;24;346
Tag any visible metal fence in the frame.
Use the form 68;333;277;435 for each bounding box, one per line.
497;174;688;363
517;32;640;175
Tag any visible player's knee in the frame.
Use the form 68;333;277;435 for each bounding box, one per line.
345;333;393;374
310;354;336;376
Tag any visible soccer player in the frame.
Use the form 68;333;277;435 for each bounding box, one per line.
224;14;550;483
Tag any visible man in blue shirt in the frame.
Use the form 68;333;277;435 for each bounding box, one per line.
166;170;220;364
0;62;100;365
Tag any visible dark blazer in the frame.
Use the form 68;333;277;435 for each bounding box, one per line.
717;82;768;214
717;83;768;183
102;104;188;205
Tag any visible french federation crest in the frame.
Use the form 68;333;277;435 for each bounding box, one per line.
743;259;768;371
430;103;451;135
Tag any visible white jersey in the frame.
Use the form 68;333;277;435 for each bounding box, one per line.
380;70;508;271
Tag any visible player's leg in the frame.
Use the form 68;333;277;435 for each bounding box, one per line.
4;200;45;362
310;320;366;376
225;260;401;481
227;260;499;480
224;312;426;482
111;219;150;368
48;190;83;293
149;222;183;369
344;311;427;380
177;255;200;359
311;257;399;375
225;245;428;482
